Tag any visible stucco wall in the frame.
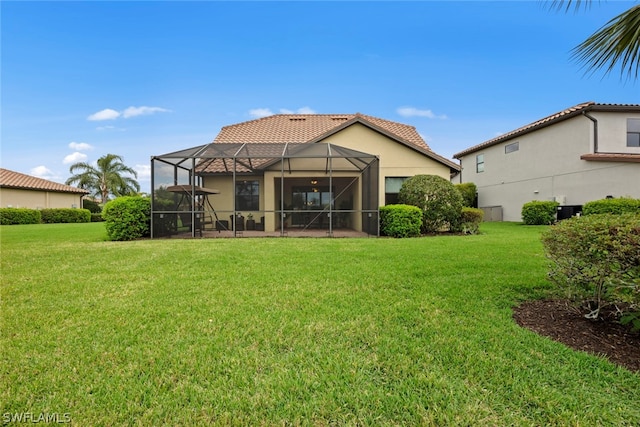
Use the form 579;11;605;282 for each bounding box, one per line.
0;188;84;209
458;113;640;222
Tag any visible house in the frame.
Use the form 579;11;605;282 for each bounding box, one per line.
0;168;89;209
151;113;460;237
453;102;640;222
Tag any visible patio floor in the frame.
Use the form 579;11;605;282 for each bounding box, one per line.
170;228;375;238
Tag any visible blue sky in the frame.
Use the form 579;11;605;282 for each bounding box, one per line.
2;1;638;192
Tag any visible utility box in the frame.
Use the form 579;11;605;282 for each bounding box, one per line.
480;206;503;222
557;205;583;221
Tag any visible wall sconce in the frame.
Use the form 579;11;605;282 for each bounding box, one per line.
533;190;539;194
310;180;318;185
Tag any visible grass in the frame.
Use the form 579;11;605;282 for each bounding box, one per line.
1;222;639;425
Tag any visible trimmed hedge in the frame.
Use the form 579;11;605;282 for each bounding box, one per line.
41;208;91;224
379;204;422;238
541;213;640;325
0;208;41;225
583;197;640;215
455;183;477;208
461;207;484;234
398;175;464;233
521;200;559;225
83;199;103;214
102;196;151;241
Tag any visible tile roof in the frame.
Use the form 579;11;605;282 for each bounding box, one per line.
453;102;640;158
0;168;89;194
207;113;459;172
580;153;640;163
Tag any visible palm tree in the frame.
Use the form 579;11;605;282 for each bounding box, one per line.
66;154;140;203
553;1;640;79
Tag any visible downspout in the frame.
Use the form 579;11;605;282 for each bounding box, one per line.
582;111;599;153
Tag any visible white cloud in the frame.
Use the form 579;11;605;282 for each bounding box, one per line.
397;107;448;120
30;166;55;180
121;106;171;118
135;164;151;180
249;108;274;118
279;106;316;114
68;142;93;151
87;106;170;121
63;152;88;165
87;108;121;121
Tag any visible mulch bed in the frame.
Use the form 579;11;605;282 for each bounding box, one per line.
513;299;640;373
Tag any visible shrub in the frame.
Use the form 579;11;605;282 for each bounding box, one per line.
455;182;477;208
83;199;103;213
90;213;104;222
583;197;640;216
541;213;640;322
521;200;559;225
0;208;41;225
460;207;484;234
102;196;151;241
379;204;422;238
398;175;464;233
41;208;91;224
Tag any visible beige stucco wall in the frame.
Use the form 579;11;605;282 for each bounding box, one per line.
0;188;84;209
458;113;640;222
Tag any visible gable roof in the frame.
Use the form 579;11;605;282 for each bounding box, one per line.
212;113;460;171
453;102;640;158
0;168;89;194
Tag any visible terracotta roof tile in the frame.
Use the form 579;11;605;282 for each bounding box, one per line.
453;102;640;158
580;153;640;163
0;168;89;194
214;113;431;150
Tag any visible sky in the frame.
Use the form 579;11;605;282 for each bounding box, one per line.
2;1;639;193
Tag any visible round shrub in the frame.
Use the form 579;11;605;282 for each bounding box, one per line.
583;197;640;215
398;175;463;233
521;200;559;225
0;208;41;225
461;207;484;234
379;204;422;238
541;213;640;321
455;182;477;208
102;196;151;241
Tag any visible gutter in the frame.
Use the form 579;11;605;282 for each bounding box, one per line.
582;111;598;153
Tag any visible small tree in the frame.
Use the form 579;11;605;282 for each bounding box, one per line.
398;175;464;233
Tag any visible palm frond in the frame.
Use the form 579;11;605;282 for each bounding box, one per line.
572;5;640;79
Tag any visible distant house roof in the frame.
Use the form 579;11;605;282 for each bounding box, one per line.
453;102;640;159
0;168;89;194
210;113;460;171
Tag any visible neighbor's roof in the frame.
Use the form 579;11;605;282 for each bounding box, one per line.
453;102;640;159
211;113;459;171
0;168;89;194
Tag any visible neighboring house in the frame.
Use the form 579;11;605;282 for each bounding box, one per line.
0;168;89;209
152;113;460;236
453;102;640;222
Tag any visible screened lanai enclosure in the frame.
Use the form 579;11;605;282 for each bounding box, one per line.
151;142;380;238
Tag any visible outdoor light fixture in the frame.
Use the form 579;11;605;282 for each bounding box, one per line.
310;180;318;184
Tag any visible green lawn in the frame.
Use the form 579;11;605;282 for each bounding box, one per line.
1;222;638;425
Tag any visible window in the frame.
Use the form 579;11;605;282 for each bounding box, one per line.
235;180;259;211
505;141;519;154
476;154;485;173
384;177;409;205
628;119;640;147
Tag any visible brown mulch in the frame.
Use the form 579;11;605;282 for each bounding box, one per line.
513;299;640;373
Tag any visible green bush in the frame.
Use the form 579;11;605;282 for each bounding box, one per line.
521;200;559;225
0;208;41;225
83;199;103;213
102;196;151;241
90;213;104;222
379;204;422;238
541;213;640;324
398;175;463;233
583;197;640;215
460;207;484;234
455;182;477;208
41;208;91;224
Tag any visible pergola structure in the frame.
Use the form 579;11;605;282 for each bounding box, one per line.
151;142;380;238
